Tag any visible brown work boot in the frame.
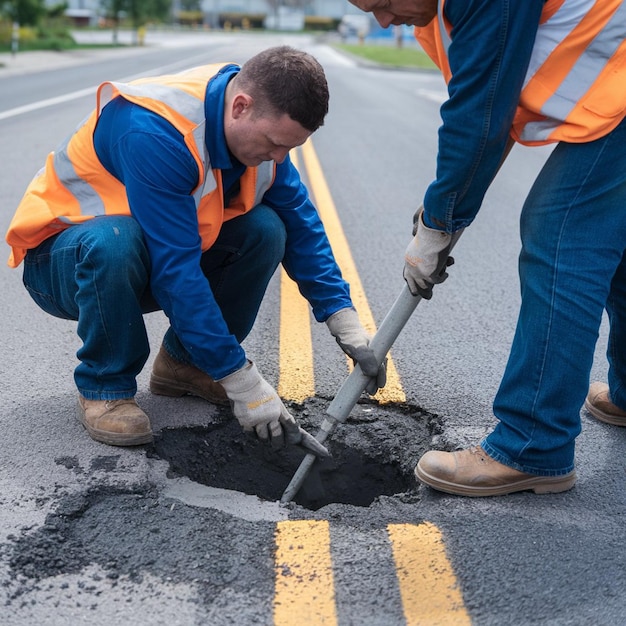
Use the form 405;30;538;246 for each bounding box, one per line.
415;445;576;497
77;396;153;446
150;345;229;406
584;382;626;426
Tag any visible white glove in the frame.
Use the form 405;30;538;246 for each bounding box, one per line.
219;361;328;456
326;307;386;395
403;206;462;299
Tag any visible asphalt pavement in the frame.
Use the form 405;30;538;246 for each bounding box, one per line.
2;33;626;626
0;36;446;626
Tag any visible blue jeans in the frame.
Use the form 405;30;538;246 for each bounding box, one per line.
483;117;626;475
22;205;286;400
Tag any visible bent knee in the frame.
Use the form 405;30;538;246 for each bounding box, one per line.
81;216;148;264
247;205;287;252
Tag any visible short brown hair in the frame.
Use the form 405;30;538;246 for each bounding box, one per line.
235;46;329;132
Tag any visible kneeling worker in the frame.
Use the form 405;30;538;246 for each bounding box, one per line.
5;46;385;454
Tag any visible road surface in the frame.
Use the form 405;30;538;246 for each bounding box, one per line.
1;30;624;626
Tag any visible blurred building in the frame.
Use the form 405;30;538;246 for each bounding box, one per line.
56;0;372;28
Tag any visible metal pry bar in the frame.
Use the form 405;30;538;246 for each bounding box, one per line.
280;285;423;504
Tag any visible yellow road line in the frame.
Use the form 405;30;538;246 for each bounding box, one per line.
278;149;316;403
387;523;471;625
274;148;468;626
299;139;406;404
274;520;338;626
278;268;315;402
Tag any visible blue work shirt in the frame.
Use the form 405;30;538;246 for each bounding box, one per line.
422;0;545;232
94;64;352;380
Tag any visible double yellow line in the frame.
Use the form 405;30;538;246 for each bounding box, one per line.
279;141;405;404
274;520;470;625
272;140;470;625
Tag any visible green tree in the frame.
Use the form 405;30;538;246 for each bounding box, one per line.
151;0;170;22
46;1;68;18
100;0;171;44
100;0;125;43
1;0;46;26
126;0;171;29
179;0;200;11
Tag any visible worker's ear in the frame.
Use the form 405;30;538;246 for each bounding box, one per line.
231;93;254;119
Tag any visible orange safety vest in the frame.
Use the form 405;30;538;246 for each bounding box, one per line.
414;0;626;146
5;63;276;268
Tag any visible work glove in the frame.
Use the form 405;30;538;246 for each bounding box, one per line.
403;206;462;299
219;361;329;457
326;307;387;395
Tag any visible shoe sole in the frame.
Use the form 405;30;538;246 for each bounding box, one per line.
584;399;626;426
77;406;153;447
150;374;230;406
414;464;576;497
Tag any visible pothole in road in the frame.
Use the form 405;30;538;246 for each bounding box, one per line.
148;398;440;511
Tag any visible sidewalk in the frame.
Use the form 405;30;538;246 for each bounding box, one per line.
0;46;154;79
0;28;241;79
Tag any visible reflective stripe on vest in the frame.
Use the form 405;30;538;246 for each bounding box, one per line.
415;0;626;145
98;79;275;210
5;66;277;267
100;80;211;208
98;81;205;123
56;75;273;215
518;0;626;143
53;130;107;218
437;1;451;52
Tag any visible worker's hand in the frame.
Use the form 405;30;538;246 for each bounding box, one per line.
326;307;387;395
219;361;329;457
403;206;462;299
279;406;329;458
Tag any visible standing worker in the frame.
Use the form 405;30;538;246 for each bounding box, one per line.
347;0;626;495
5;46;385;452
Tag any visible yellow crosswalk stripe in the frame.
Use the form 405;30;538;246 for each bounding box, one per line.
273;520;338;626
387;523;471;625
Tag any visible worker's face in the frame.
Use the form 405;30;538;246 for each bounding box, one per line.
349;0;437;28
225;94;311;167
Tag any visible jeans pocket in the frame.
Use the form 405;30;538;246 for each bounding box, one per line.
23;253;73;320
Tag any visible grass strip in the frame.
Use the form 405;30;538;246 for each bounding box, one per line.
334;43;437;69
